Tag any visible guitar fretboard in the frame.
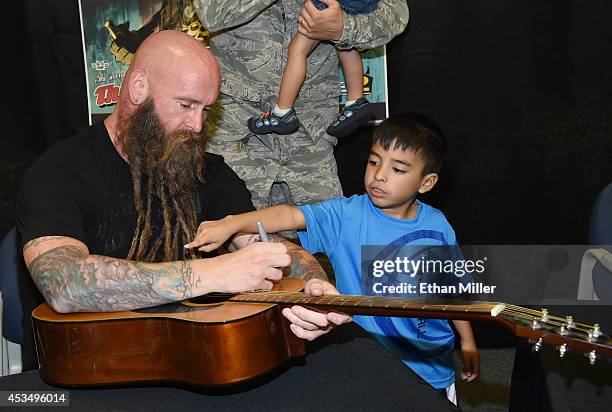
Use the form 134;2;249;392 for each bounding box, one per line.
231;291;505;317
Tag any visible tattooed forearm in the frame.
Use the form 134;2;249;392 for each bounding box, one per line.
28;246;202;313
272;236;328;282
136;259;200;301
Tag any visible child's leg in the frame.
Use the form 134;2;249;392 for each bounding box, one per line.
337;49;364;102
325;49;374;138
247;33;320;135
277;33;320;110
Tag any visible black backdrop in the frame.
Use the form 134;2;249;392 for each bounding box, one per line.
2;2;612;408
2;0;612;243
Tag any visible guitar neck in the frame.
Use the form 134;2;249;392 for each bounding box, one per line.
231;291;505;321
232;291;612;360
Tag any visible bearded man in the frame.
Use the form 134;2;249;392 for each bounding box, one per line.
13;31;460;409
17;30;346;334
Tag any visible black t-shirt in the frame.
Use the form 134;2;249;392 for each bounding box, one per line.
15;122;254;370
17;121;255;257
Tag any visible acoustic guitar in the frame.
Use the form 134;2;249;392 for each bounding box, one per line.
32;278;611;388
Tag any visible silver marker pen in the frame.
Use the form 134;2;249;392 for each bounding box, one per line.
256;221;269;242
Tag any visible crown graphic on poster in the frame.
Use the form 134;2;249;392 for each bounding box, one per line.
91;60;110;71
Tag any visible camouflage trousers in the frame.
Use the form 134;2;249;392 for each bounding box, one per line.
207;132;342;209
206;95;343;210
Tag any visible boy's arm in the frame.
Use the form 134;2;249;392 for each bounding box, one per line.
192;0;277;33
298;0;409;50
185;205;306;252
452;320;480;382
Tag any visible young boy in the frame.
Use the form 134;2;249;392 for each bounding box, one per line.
186;114;479;404
247;0;377;138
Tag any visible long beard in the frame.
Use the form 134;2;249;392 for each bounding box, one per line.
118;98;206;262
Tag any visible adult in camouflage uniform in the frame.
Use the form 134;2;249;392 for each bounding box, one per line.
194;0;409;209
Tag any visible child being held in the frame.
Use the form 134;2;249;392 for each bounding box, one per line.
247;0;377;138
186;113;480;404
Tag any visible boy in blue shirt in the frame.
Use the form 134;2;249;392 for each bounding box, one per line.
186;113;480;404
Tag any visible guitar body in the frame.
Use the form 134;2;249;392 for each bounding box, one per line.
32;278;306;387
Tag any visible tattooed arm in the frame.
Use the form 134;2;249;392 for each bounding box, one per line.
229;233;351;341
228;233;328;282
274;236;352;340
191;204;327;282
276;236;328;282
23;236;290;313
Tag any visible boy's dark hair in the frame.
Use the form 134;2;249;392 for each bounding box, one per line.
372;113;447;174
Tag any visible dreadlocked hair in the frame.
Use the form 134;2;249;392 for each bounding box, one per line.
122;98;206;262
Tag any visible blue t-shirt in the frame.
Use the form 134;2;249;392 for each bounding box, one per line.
298;194;458;389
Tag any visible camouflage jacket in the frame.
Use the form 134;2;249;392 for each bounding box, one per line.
193;0;409;103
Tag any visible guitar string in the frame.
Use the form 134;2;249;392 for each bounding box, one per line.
236;291;600;332
248;292;501;312
234;291;603;338
235;292;495;312
500;308;594;335
504;304;597;330
235;292;610;347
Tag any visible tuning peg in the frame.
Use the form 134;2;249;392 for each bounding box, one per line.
559;325;568;335
532;337;543;352
592;323;602;338
588;324;602;342
531;318;540;330
565;315;574;328
558;343;568;358
588;350;597;365
540;308;549;322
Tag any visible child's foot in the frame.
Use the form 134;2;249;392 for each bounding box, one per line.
326;98;374;137
247;108;300;135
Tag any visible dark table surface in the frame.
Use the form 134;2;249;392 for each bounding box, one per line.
0;323;458;411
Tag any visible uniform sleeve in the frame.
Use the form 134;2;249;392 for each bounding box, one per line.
336;0;409;50
297;197;345;256
201;155;255;220
193;0;277;32
16;157;88;250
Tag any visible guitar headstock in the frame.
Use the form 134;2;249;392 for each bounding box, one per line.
498;305;611;364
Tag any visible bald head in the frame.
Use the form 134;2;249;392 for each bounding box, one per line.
108;30;221;140
130;30;220;87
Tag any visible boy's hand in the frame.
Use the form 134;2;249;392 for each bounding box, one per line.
282;279;352;341
460;339;480;382
184;216;238;252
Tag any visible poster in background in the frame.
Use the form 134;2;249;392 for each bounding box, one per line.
79;0;388;125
